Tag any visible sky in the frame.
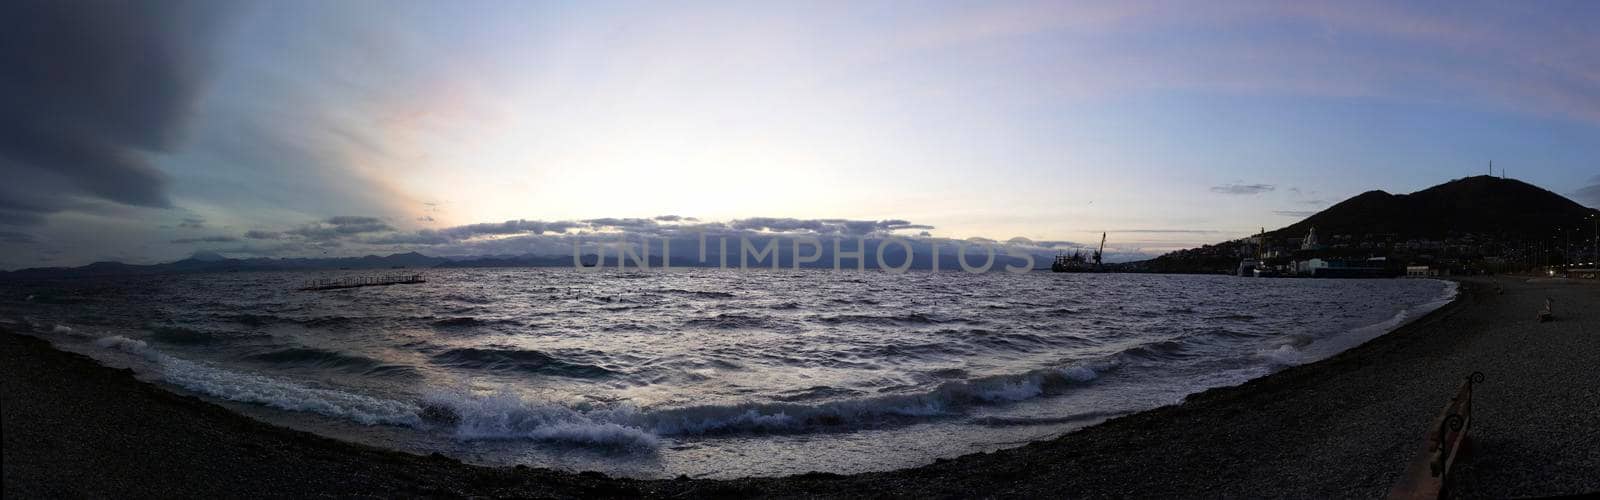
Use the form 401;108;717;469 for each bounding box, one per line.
1;0;1597;269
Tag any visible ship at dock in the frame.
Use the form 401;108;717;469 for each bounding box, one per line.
1052;232;1106;273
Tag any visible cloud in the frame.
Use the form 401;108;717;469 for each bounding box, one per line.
1108;229;1227;234
444;219;580;238
1273;210;1319;218
0;196;49;226
209;215;947;256
326;215;385;226
145;213;1172;267
178;217;206;229
416;215;435;222
0;231;35;244
1574;175;1600;209
286;216;396;240
0;1;237;217
582;218;662;232
730;218;934;235
1209;184;1276;195
171;235;239;244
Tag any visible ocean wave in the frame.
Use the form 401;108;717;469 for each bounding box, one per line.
146;325;240;345
1114;340;1194;363
334;362;1108;443
958;330;1074;351
969;410;1125;427
656;289;735;299
1289;280;1458;363
87;335;1113;449
221;313;280;326
430;316;489;328
429;347;618;378
682;313;781;330
300;315;356;328
95;335;149;351
419;389;659;448
634;364;1106;436
815;312;951;326
442;293;494;304
295;353;1106;440
771;385;867;402
241;347;396;374
95;336;421;426
1205;314;1258;321
1255;345;1303;367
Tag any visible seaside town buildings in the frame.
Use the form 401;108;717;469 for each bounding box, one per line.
1149;225;1598;278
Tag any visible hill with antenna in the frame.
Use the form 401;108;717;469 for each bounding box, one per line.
1269;176;1596;240
1131;176;1598;273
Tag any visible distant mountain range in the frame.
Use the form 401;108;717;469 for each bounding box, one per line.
7;176;1593;279
1;251;454;279
0;248;1037;279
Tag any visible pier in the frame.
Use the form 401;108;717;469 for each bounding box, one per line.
298;274;426;291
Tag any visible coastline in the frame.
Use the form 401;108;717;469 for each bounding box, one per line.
5;277;1597;497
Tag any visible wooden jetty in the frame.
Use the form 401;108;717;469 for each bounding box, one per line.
299;274;426;291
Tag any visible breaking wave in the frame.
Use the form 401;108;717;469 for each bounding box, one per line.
95;336;421;426
429;347;619;378
412;362;1109;446
15;272;1459;472
89;335;1113;449
238;347;421;378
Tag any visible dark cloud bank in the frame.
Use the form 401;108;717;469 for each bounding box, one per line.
1575;175;1600;209
0;0;235;228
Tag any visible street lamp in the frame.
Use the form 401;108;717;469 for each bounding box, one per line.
1589;214;1598;271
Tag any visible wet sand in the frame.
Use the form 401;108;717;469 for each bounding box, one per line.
4;277;1597;498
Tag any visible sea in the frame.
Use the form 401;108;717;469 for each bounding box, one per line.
0;268;1455;478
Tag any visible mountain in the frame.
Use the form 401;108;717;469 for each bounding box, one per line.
1270;176;1597;240
2;243;1042;278
1;252;455;279
188;250;228;262
1132;176;1599;273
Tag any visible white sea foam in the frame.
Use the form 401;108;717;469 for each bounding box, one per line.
95;335;149;353
419;388;658;448
94;335;420;426
51;324;73;334
406;363;1110;446
1297;279;1458;363
1257;345;1303;367
40;272;1457;471
1058;365;1099;382
972;378;1044;402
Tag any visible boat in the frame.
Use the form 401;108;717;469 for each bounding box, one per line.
1238;227;1281;277
1237;258;1261;277
1053;233;1105;273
